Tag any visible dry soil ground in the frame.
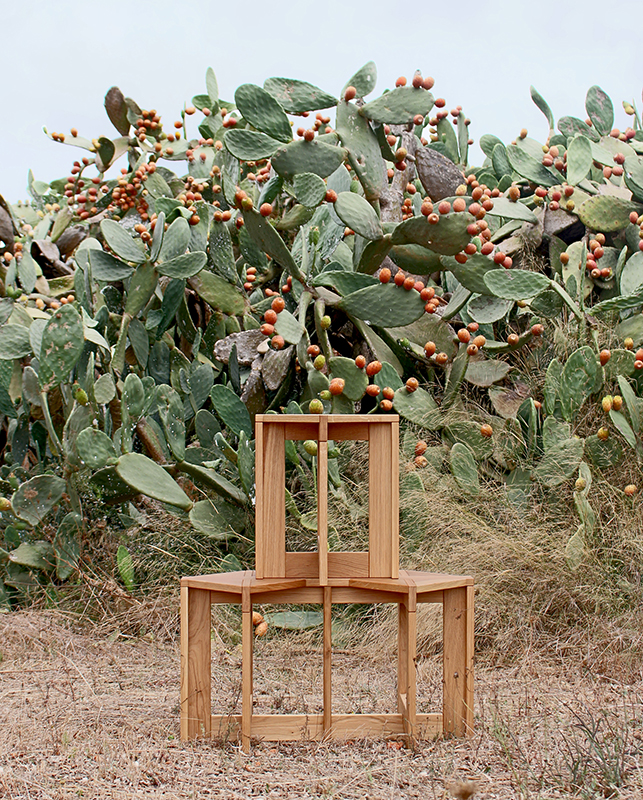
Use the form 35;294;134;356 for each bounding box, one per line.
1;611;642;799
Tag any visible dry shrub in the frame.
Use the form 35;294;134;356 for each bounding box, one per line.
397;450;643;678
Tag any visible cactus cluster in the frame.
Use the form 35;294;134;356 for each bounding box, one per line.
2;64;643;604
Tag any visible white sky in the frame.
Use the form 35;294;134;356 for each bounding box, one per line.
3;0;640;200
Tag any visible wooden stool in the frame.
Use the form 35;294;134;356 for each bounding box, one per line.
181;415;473;749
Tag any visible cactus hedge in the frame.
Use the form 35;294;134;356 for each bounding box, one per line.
1;62;643;604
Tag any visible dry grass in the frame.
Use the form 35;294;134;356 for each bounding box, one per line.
3;419;643;798
1;611;642;799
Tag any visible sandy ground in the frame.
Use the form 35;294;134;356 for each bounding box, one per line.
0;610;642;799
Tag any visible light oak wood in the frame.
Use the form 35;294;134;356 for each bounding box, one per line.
443;585;474;736
241;580;253;753
210;713;442;741
317;439;328;586
368;422;395;577
285;552;369;579
256;422;285;579
323;586;332;734
180;587;211;740
181;414;475;747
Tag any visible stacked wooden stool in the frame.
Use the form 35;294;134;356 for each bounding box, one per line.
181;414;474;750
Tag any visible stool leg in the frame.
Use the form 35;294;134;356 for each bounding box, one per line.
323;586;332;735
443;585;474;736
241;604;253;752
180;586;211;740
397;601;417;738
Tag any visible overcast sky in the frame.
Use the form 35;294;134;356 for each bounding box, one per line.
3;0;640;201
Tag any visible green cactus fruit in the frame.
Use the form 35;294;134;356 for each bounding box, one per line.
271;139;347;181
391;212;471;256
303;440;319;456
194;408;221;449
263;77;337;114
116;452;192;509
210;384;252;438
450;442;479;495
313;271;379;296
76;427;119;469
54;512;82;581
483;270;550;301
223;129;281;161
328;356;368;401
506;145;558;186
335;100;386;201
0;323;33;359
338;282;425;327
38;305;85;392
11;474;66;526
320;315;331;330
566;135;592;185
577;195;641;232
292;172;327;207
100;219;146;263
532;437;584;487
393;385;441;429
235;83;292;143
